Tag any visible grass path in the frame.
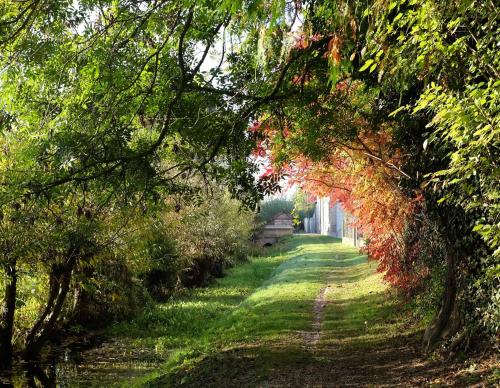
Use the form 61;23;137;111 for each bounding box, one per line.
143;234;423;387
142;234;354;386
73;234;495;387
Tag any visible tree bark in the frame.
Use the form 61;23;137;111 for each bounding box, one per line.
23;255;77;361
0;259;17;370
24;268;59;347
69;265;94;326
25;362;54;387
422;242;460;351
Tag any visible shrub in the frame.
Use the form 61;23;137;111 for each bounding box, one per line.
167;192;255;287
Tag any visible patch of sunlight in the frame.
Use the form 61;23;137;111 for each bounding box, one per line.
137;234;371;386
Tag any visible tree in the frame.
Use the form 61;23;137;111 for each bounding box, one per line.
292;189;316;230
0;0;297;366
240;0;498;350
258;198;295;223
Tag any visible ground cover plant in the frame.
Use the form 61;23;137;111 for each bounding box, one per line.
142;235;497;387
143;234;374;386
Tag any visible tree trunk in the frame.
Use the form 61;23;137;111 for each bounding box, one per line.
23;255;77;361
25;362;54;387
422;242;460;351
0;260;17;370
24;268;59;348
69;265;94;326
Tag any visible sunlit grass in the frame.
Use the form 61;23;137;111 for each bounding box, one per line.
214;236;364;344
320;260;422;351
109;238;291;349
124;235;368;386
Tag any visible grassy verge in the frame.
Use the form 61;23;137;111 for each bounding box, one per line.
109;234;497;387
106;235;305;385
138;235;367;386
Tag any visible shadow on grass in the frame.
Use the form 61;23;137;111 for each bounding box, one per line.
147;345;316;388
111;235;362;344
133;235;368;385
321;292;409;346
116;234;370;386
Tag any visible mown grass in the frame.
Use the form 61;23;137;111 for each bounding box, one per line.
211;235;363;344
106;234;319;385
320;259;415;349
102;234;497;387
125;235;367;386
109;237;291;345
105;234;427;387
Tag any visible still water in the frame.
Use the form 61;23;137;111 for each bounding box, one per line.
0;339;164;387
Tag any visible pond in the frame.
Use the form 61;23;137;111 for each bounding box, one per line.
0;338;164;387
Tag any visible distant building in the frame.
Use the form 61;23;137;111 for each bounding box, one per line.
304;197;364;248
256;212;294;246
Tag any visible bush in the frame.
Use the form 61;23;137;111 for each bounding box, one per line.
121;189;256;300
166;192;255;288
141;230;180;301
70;256;149;328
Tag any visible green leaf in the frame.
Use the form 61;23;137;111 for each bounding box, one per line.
389;105;406;117
359;59;374;72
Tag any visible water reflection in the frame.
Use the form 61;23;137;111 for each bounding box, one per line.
0;361;56;388
0;340;163;387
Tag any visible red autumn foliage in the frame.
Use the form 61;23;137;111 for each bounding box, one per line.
251;115;427;294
